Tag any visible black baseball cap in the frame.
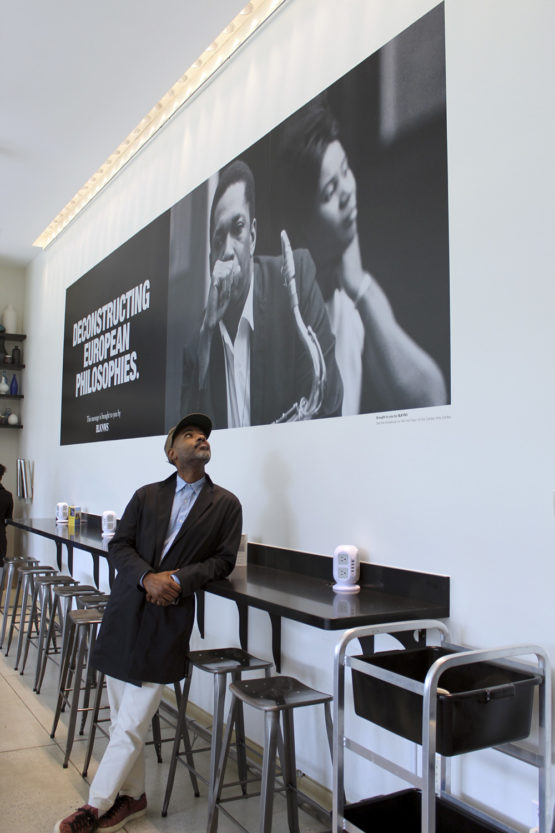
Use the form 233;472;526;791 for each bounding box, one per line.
164;413;212;460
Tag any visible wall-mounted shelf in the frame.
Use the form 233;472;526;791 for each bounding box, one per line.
0;332;26;424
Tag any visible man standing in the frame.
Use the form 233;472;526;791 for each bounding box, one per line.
54;413;241;833
0;463;13;570
181;159;343;427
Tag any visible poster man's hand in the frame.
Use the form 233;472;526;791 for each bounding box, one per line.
204;259;236;330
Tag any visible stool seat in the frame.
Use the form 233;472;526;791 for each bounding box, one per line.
230;676;332;711
69;608;104;626
55;585;97;597
35;574;76;586
189;647;273;674
76;593;109;609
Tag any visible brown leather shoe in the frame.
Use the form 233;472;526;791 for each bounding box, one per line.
53;805;98;833
97;794;147;832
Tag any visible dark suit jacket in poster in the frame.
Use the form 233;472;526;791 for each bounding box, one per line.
91;472;242;684
181;249;343;428
0;483;13;565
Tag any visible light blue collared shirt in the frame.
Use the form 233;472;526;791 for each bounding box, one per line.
161;473;205;561
141;474;205;591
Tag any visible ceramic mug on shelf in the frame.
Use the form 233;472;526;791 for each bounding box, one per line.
2;305;17;333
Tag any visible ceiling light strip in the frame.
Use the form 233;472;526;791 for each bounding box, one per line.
33;0;287;249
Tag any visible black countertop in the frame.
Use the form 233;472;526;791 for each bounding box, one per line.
9;515;109;552
8;516;112;586
8;522;449;668
209;542;449;630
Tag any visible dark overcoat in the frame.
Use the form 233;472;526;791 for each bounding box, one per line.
91;471;242;684
0;483;13;565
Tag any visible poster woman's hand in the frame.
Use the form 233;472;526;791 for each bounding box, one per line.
337;236;366;304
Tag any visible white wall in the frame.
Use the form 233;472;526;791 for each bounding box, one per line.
21;0;555;828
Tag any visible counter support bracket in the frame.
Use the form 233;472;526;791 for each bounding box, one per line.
195;590;205;639
268;612;281;672
66;543;74;577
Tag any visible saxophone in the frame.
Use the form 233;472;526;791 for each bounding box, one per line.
274;230;327;423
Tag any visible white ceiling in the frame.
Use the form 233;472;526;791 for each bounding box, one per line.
0;0;244;267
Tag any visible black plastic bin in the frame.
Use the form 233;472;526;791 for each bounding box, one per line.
351;646;540;755
344;789;505;833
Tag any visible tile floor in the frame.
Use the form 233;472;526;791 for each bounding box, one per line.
0;614;330;833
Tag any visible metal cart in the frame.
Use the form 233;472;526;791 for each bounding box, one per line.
332;619;552;833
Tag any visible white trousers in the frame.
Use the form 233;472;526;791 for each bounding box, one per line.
88;676;164;814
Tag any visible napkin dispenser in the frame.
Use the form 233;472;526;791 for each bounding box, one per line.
56;502;69;523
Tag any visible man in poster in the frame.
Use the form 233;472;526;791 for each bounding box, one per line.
180;159;343;428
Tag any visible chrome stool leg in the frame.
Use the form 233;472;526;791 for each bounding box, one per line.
62;616;92;766
81;670;107;778
160;669;199;813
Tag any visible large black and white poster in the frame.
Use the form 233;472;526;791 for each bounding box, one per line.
62;4;450;444
61;213;170;444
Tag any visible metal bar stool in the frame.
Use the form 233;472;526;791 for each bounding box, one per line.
64;595;110;739
207;676;333;833
0;555;36;612
19;573;79;680
35;583;97;694
0;557;39;649
162;647;273;818
55;595;109;732
6;565;56;660
51;607;105;767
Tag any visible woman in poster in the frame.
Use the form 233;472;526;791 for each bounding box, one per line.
276;96;447;416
